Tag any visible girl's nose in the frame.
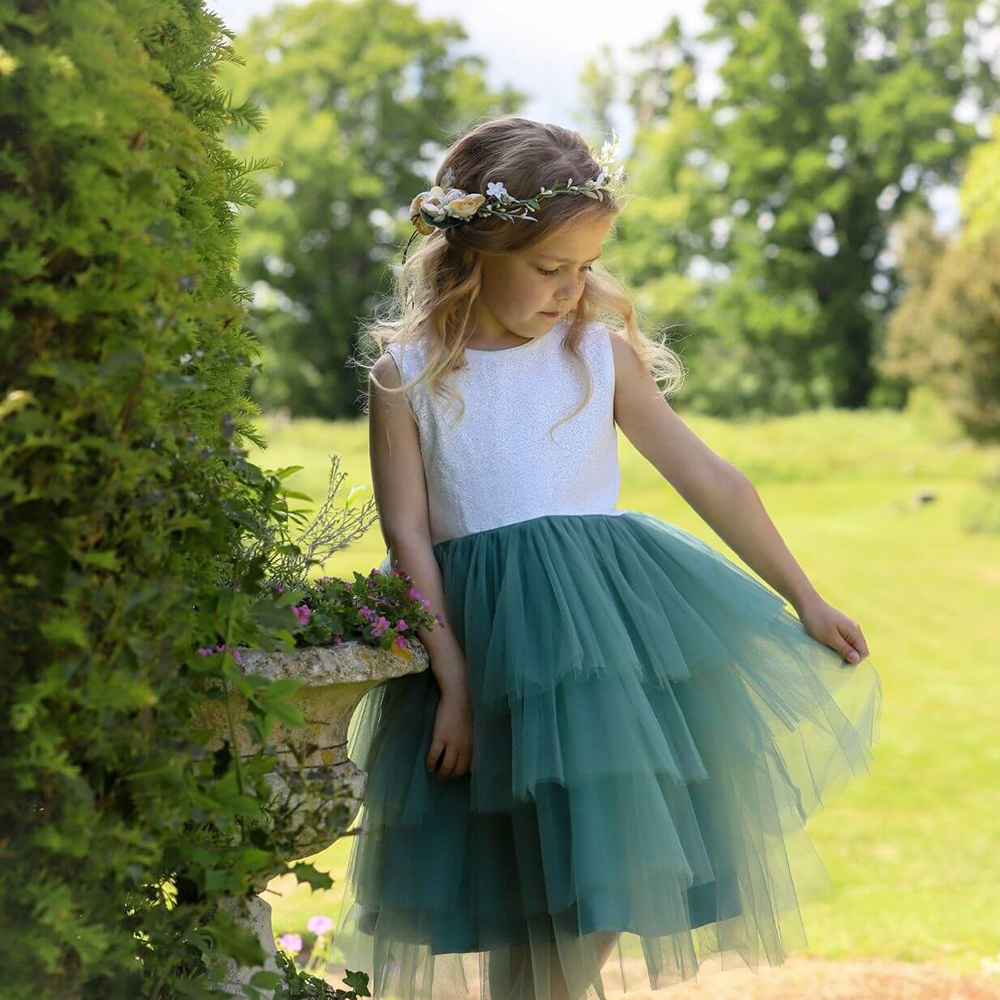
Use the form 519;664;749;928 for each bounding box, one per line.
557;275;582;301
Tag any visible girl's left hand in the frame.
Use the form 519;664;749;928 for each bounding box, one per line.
794;594;870;665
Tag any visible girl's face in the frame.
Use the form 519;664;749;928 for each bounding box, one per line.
472;214;613;343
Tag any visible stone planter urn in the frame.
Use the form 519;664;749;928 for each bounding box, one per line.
195;637;429;996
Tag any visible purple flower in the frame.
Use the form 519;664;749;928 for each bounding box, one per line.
395;618;408;631
395;635;406;649
272;581;286;594
359;605;373;621
406;586;422;600
230;646;244;665
197;647;215;657
332;633;343;645
307;915;334;936
293;604;311;626
373;615;390;630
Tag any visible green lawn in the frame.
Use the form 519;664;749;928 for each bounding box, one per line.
248;401;1000;975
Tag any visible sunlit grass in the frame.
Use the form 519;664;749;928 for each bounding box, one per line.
248;403;1000;974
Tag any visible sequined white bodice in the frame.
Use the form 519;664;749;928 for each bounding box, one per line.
386;317;624;545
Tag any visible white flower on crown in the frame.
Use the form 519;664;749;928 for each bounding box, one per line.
597;130;622;169
486;181;510;203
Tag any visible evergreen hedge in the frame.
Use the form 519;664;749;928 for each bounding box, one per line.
0;3;351;997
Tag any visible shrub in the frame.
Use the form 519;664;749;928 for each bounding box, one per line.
0;2;355;997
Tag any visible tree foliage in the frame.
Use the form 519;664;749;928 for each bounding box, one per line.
879;117;1000;442
0;2;350;996
615;0;1000;417
216;0;526;419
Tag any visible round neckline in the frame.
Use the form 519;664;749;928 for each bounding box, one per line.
463;317;566;356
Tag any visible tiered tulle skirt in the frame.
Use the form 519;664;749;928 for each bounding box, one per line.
332;511;882;1000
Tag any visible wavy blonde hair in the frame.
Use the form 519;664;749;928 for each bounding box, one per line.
358;116;686;437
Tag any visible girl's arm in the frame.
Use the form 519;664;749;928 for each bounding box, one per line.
368;353;475;776
609;334;869;664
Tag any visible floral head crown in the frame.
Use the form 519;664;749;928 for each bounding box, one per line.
402;129;626;262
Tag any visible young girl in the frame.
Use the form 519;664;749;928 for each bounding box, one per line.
332;117;882;1000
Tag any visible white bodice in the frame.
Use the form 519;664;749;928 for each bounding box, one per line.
385;317;624;545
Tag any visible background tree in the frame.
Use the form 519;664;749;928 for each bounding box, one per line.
217;0;525;419
879;118;1000;443
615;0;1000;417
574;42;624;145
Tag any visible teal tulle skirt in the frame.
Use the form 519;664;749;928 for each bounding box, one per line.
332;511;882;1000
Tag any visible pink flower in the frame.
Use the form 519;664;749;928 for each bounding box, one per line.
395;635;406;649
307;915;334;936
197;647;215;657
277;933;302;955
359;605;373;621
293;604;311;626
395;618;408;631
332;633;343;645
230;646;244;665
373;615;390;630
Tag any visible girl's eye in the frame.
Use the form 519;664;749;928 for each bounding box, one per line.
537;265;593;276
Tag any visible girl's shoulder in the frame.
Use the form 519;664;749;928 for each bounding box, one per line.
379;328;433;378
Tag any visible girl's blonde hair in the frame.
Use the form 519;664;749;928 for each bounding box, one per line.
358;116;686;435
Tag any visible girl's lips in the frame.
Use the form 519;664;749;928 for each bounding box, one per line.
541;311;560;317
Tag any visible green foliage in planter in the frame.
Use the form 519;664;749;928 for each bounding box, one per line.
271;953;370;1000
0;3;363;998
290;568;442;652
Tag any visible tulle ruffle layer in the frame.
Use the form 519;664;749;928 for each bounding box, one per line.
332;511;882;1000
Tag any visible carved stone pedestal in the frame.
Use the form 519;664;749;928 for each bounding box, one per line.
197;638;428;996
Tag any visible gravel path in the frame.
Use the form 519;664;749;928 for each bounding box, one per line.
322;955;1000;1000
607;955;1000;999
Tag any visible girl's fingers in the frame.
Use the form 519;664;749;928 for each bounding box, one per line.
426;740;445;772
426;738;475;777
853;634;869;658
437;745;458;777
836;621;865;662
844;620;870;658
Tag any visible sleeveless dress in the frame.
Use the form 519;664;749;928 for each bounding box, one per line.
332;317;882;1000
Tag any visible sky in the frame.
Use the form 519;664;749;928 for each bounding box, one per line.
207;0;964;233
208;0;713;153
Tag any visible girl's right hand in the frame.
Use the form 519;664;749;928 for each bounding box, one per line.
426;686;475;778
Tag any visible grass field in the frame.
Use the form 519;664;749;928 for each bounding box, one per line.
247;399;1000;976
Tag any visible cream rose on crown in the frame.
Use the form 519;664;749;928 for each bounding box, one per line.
409;184;486;234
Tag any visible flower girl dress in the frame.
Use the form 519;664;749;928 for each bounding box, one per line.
332;317;882;1000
